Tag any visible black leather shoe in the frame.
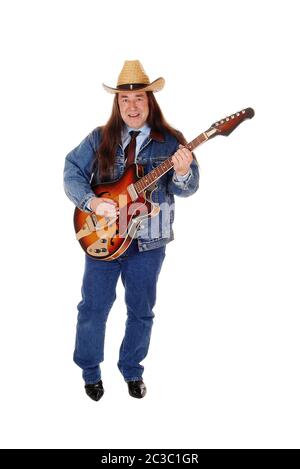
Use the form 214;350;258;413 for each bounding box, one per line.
84;380;104;401
127;380;147;399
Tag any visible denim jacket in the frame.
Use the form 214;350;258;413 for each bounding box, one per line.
63;126;199;251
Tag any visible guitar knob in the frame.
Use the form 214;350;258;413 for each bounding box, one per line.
100;239;107;243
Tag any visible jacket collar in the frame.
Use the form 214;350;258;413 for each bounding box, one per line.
150;129;165;142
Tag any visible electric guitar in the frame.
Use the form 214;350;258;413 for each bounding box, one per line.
74;107;255;260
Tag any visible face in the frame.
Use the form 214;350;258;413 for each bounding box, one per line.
117;91;149;129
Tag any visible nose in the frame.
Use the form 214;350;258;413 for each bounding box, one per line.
128;100;138;110
129;103;136;111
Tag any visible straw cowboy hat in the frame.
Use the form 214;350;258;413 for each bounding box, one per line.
102;60;165;94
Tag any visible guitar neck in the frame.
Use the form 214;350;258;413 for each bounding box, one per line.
134;128;217;195
133;107;254;195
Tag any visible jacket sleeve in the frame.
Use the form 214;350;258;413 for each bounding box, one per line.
63;131;97;211
167;135;200;198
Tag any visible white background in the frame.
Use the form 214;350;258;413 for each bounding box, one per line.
0;0;299;449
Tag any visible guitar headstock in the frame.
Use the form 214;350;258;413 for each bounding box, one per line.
210;107;255;137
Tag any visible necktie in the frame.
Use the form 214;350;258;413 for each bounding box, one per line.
124;130;140;168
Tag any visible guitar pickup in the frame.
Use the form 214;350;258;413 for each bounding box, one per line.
76;214;98;240
127;183;138;201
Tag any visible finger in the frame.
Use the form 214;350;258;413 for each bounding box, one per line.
104;210;117;218
183;153;192;164
180;151;192;163
97;203;116;215
98;209;117;218
176;151;185;160
176;153;188;165
180;148;192;158
172;154;180;168
100;197;117;205
95;207;105;216
178;150;192;163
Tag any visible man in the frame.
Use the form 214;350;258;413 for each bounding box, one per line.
63;60;199;401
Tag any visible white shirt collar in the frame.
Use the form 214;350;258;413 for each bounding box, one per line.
122;123;150;138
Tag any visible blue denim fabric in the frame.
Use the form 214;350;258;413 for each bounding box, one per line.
73;239;166;384
63;127;199;252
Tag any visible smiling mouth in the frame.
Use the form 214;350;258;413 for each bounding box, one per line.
128;114;140;118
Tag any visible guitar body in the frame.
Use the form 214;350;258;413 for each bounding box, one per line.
74;164;160;260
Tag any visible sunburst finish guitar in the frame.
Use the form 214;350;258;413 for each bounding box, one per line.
74;107;255;260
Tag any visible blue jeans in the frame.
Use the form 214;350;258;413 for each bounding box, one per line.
73;240;166;384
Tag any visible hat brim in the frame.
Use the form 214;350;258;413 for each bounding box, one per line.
102;77;165;94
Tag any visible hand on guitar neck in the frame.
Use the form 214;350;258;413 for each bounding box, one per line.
172;144;193;176
89;197;119;217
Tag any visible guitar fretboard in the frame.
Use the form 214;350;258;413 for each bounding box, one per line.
186;133;208;151
134;156;173;194
134;131;209;194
